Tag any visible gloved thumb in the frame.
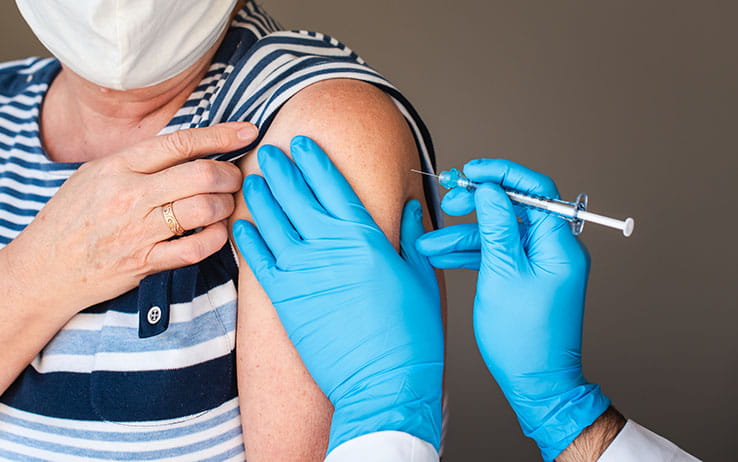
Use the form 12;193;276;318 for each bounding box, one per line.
400;200;437;285
474;183;527;275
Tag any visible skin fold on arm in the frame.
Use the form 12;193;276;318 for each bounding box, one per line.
229;78;445;461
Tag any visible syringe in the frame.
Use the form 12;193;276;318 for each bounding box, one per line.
412;168;634;237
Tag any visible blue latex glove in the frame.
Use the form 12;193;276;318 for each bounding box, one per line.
416;159;610;461
232;136;444;454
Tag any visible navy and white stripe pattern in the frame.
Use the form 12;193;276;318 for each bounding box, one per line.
0;2;438;460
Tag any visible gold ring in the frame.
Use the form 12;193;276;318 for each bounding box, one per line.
162;202;185;236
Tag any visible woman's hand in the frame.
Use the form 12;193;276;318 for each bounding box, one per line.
2;122;257;317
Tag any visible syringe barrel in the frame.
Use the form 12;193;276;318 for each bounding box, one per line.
505;191;576;218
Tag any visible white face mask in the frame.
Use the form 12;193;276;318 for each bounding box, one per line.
16;0;238;90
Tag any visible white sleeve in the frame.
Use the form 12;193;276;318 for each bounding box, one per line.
598;420;701;462
324;431;439;462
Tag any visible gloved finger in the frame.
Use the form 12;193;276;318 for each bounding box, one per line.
399;200;437;286
242;174;301;256
515;200;576;258
232;219;276;280
474;183;527;274
463;158;560;200
257;144;328;238
525;214;585;269
439;189;538;244
428;251;481;270
416;223;480;256
463;158;563;245
440;187;475;216
290;136;373;224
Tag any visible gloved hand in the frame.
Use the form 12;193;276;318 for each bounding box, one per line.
232;136;444;454
416;159;610;461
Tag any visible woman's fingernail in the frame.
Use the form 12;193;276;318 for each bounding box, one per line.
237;124;258;141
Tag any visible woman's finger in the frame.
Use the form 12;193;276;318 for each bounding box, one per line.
145;159;243;205
147;220;230;273
124;122;258;174
147;193;235;241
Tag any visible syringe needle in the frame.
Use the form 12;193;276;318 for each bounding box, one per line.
410;169;439;179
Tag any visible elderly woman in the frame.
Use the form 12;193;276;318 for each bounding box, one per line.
0;0;442;460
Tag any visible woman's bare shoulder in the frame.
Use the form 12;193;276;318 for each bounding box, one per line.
234;77;422;244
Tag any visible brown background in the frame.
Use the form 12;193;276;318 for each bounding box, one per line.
1;1;735;460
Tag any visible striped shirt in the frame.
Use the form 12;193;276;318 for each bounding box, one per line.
0;2;439;460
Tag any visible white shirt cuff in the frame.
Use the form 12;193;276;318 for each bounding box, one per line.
325;431;438;462
598;420;701;462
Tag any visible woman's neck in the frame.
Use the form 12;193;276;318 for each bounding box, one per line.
39;0;247;164
40;53;213;164
39;1;246;164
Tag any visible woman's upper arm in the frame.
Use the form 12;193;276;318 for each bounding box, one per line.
230;78;433;461
233;78;430;243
